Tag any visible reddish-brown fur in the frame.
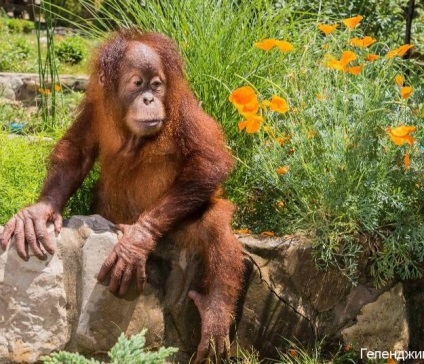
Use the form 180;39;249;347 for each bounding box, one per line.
1;29;244;362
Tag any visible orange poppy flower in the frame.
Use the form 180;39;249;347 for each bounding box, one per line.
254;39;294;52
54;84;61;92
386;125;416;146
238;114;264;134
397;44;414;56
400;86;413;99
276;165;290;175
340;50;357;64
365;53;380;62
275;40;294;52
318;24;338;35
229;86;260;115
326;56;345;71
395;75;404;87
386;44;414;59
326;51;358;73
342;15;363;29
404;150;411;169
254;39;277;51
348;65;362;75
350;36;376;48
263;95;289;114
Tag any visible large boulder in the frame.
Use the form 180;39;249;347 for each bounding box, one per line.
0;215;419;362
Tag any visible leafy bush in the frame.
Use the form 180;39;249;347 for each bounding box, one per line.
21;19;35;34
6;18;34;34
0;36;31;72
56;36;87;65
41;330;178;364
227;17;424;284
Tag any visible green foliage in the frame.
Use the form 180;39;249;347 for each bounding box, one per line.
227;20;424;284
109;330;178;363
41;330;178;364
6;18;35;34
56;35;87;65
0;127;98;224
0;133;52;224
0;36;31;72
22;21;35;34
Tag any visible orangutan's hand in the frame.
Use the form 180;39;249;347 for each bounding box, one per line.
0;200;62;260
97;222;156;296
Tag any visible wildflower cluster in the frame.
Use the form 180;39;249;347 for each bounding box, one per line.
228;14;424;283
38;84;61;96
385;73;416;169
229;86;289;134
318;15;413;77
230;14;419;180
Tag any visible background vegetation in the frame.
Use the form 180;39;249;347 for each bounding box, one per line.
0;0;423;286
0;13;93;74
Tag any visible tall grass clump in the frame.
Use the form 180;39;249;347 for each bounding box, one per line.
43;1;424;284
35;1;63;130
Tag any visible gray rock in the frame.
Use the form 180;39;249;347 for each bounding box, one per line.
0;216;420;363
